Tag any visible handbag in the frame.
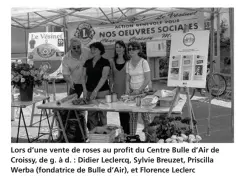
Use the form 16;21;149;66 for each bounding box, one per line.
125;135;141;143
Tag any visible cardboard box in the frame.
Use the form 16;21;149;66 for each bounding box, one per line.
158;94;180;107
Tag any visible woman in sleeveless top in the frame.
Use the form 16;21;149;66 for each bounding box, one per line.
126;41;151;141
109;40;130;134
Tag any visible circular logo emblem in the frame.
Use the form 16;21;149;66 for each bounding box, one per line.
35;44;57;58
183;33;195;46
74;22;95;45
40;62;52;73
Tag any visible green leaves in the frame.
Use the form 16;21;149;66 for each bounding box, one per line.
147;115;192;141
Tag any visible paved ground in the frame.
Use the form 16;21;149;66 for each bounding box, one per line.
11;81;233;143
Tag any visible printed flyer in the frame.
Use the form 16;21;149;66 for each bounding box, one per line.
27;32;65;77
167;30;209;88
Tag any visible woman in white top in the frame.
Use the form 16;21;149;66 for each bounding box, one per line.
126;41;151;141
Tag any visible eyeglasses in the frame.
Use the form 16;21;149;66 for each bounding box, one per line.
128;47;139;52
72;46;81;50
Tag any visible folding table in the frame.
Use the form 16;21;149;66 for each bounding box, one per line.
37;95;186;143
11;96;51;143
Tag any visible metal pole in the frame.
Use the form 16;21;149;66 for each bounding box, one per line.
210;8;215;73
216;8;221;73
24;29;28;61
24;13;30;61
63;15;69;93
207;8;215;136
63;16;68;53
229;8;234;142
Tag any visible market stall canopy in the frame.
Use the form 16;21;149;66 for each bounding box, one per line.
11;7;215;29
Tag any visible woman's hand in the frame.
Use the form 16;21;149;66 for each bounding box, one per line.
125;88;131;95
90;90;98;100
83;89;88;99
68;81;74;94
68;81;74;92
131;89;141;95
110;86;114;94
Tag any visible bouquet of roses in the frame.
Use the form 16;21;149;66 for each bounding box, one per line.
146;115;201;143
11;62;49;89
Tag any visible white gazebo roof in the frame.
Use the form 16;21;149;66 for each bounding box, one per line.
11;7;215;29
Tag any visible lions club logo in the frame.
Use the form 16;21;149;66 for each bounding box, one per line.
183;33;195;47
74;22;95;45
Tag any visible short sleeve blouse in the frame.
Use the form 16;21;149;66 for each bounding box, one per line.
83;57;110;92
126;58;150;90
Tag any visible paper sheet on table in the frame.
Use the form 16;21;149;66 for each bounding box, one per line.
99;101;136;110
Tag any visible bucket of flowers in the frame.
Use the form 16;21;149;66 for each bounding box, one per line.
146;115;202;143
11;62;49;101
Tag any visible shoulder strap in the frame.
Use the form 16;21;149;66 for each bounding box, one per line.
142;59;145;72
126;61;129;73
111;59;115;69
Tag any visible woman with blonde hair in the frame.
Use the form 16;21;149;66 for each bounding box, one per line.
126;41;151;141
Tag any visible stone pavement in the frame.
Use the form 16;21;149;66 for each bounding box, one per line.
11;81;233;143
